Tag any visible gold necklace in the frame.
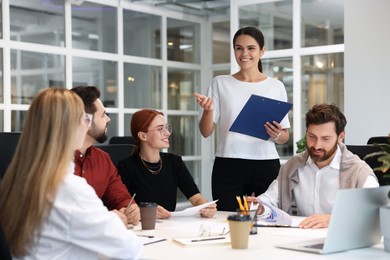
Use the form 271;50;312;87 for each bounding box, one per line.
140;156;162;175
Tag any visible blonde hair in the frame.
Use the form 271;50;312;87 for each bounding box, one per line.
0;88;85;256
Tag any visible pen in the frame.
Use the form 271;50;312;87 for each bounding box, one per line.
126;193;136;210
191;237;226;242
137;235;154;238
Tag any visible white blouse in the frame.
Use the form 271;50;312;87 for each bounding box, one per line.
14;163;143;260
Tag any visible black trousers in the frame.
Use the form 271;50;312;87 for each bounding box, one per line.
212;157;280;211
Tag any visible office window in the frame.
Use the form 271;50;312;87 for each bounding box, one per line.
11;110;27;132
10;0;65;46
263;57;294;157
168;68;200;111
123;63;162;109
301;0;344;47
72;57;117;108
167;18;200;63
107;113;118;142
72;2;117;53
239;0;293;51
169;115;200;156
301;53;344;132
124;114;133;137
11;50;65;104
212;21;230;64
123;10;161;59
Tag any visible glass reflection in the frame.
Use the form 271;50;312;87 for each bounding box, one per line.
11;50;65;104
124;63;162;109
168;69;200;111
168;115;200;156
302;0;344;47
72;57;117;108
263;57;294;157
10;0;65;46
106;113;118;145
213;21;230;64
12;110;27;132
167;19;200;63
239;0;293;51
301;53;344;133
123;10;161;59
72;2;117;53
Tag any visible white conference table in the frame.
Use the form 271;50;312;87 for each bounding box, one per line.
131;211;388;260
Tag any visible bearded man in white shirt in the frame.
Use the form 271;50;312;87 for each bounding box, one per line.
252;103;379;229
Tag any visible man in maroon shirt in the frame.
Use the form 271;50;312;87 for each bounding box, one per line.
71;86;140;225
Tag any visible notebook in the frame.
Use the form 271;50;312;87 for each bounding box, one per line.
276;185;390;254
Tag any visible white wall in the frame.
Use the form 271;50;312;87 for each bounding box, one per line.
344;0;390;145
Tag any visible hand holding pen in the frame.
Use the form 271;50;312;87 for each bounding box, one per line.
121;193;140;226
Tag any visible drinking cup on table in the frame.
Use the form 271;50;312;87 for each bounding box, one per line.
227;213;252;249
139;202;157;230
236;209;258;235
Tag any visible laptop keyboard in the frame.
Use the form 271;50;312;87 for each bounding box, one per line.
304;243;324;249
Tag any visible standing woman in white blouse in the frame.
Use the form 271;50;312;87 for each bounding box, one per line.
195;26;290;211
0;88;142;259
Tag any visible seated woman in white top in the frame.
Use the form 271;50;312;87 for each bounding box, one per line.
0;88;143;259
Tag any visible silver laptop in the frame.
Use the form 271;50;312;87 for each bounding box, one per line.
276;185;390;254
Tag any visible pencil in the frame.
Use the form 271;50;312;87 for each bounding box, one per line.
236;196;245;211
243;196;249;213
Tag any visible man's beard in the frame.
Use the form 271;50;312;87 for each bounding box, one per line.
307;141;338;163
88;125;108;144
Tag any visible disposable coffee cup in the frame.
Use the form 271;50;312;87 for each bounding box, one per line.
227;214;252;249
236;209;258;235
139;202;157;230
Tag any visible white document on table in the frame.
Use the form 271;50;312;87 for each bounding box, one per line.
171;200;218;217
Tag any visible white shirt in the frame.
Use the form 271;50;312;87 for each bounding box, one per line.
14;163;143;260
200;75;290;160
260;146;379;216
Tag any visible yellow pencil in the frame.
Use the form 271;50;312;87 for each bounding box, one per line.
236;196;245;211
243;196;249;213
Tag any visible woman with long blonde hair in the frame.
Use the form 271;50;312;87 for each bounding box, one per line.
0;88;142;259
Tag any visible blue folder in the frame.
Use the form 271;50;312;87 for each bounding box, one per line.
229;95;292;140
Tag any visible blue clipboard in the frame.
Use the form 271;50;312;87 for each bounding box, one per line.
229;95;292;140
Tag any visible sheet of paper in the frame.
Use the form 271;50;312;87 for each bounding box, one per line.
171;200;218;217
229;94;293;140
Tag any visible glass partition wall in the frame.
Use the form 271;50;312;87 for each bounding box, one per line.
1;0;345;202
1;0;204;205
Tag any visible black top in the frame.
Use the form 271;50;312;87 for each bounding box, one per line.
117;152;200;211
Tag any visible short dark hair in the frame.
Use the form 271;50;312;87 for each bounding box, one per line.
305;103;347;136
70;86;101;114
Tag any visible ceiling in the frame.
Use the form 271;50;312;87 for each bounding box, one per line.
130;0;231;17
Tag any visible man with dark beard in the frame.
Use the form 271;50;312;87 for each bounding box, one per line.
249;104;378;229
71;86;140;226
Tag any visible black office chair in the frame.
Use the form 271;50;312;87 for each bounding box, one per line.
347;144;390;186
367;136;390;145
94;144;135;166
0;132;22;179
109;136;135;145
0;226;12;260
